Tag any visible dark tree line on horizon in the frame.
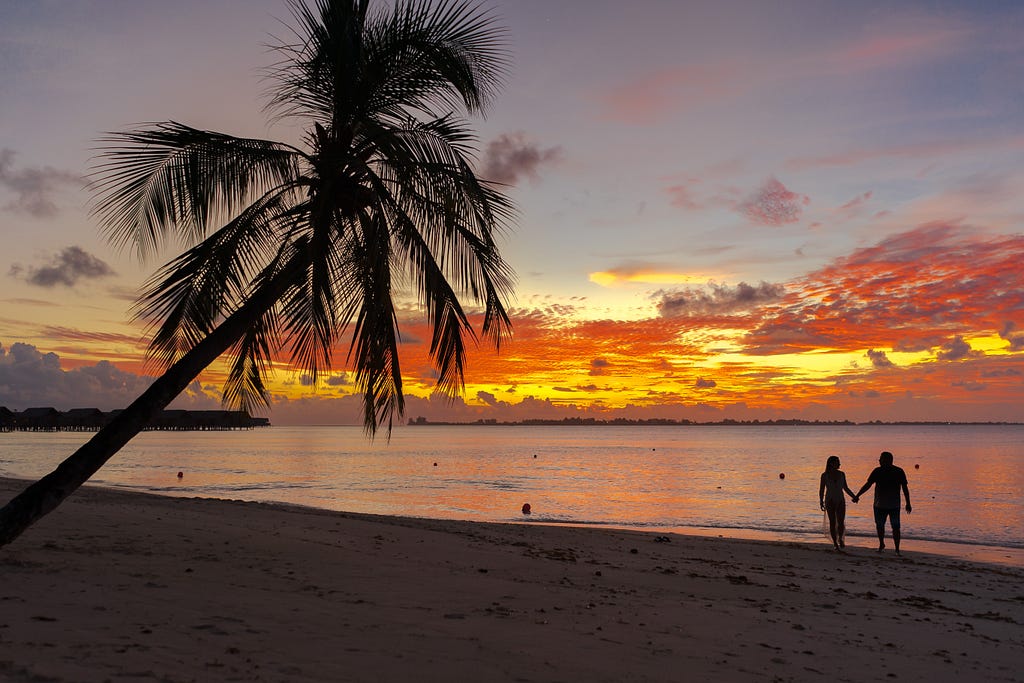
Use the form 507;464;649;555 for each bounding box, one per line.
406;416;1022;427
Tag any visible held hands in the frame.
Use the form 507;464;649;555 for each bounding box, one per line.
851;495;859;504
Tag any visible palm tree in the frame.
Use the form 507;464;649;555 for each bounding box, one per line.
0;0;514;546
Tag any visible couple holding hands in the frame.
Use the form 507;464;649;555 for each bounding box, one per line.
819;452;912;554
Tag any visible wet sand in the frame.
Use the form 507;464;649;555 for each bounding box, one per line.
1;477;1021;682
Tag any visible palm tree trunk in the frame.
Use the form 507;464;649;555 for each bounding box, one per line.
0;271;293;548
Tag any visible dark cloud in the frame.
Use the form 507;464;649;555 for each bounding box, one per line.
656;281;784;317
0;149;81;218
1000;322;1024;351
476;390;498;406
952;379;986;392
936;335;976;361
480;132;562;185
694;377;716;388
9;246;115;288
737;176;809;226
866;349;894;368
893;336;948;353
980;367;1021;378
326;373;351;386
0;341;217;411
589;358;610;376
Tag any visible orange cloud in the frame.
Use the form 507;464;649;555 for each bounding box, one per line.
744;223;1024;355
10;222;1024;424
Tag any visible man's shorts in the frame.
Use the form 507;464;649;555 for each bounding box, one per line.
874;507;901;529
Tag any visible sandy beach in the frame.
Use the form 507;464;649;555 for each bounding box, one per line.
1;477;1021;682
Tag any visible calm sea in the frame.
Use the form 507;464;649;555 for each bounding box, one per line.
2;424;1022;563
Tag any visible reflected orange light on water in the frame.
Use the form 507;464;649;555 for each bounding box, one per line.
3;425;1022;563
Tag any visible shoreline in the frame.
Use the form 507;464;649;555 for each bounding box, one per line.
2;477;1023;682
536;521;1024;569
12;474;1023;568
6;474;1022;568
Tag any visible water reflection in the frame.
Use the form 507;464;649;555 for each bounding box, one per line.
2;424;1022;554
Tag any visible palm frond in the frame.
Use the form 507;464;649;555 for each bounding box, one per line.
133;187;300;368
375;0;508;115
223;309;279;413
337;109;515;396
279;212;346;384
90;122;302;258
364;117;515;312
342;211;404;435
265;0;507;126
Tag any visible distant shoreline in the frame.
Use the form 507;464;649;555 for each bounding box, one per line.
406;418;1024;427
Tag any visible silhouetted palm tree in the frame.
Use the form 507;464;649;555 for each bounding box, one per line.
0;0;513;546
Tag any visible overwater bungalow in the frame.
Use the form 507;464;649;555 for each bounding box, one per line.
0;408;268;432
58;408;107;431
0;407;15;432
18;407;61;431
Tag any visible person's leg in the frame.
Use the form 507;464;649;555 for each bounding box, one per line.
891;510;902;555
826;505;839;549
836;504;847;548
873;507;886;551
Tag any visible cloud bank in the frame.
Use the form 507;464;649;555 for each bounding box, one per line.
0;342;217;412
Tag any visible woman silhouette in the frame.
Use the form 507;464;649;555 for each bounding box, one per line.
819;455;857;551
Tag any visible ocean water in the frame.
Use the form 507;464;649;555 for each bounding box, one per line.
2;424;1022;561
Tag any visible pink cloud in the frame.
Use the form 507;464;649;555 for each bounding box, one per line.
786;136;1024;172
598;63;739;124
597;13;969;126
737;177;809;226
839;191;872;212
665;179;702;210
831;20;969;71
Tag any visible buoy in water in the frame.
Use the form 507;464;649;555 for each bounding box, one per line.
521;503;532;515
779;472;785;480
914;463;920;469
177;471;183;479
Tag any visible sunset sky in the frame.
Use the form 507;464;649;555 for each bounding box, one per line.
2;0;1023;425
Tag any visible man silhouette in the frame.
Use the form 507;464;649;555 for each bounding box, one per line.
855;451;912;555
